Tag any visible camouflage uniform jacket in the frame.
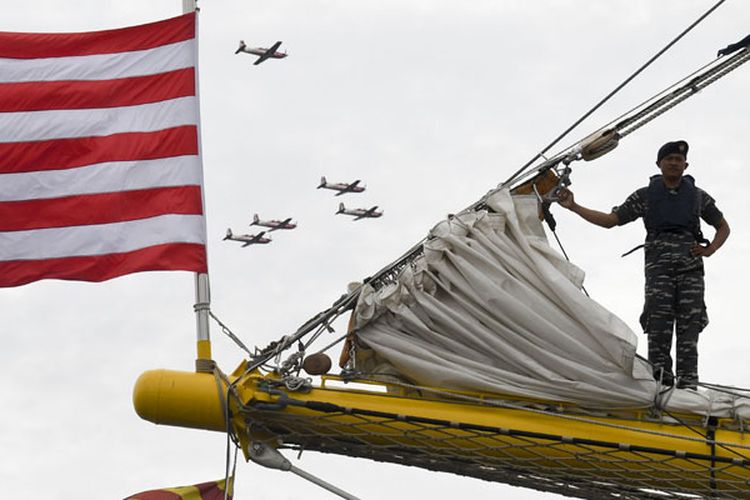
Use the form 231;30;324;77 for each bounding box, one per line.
614;176;723;276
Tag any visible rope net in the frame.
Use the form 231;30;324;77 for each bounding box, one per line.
237;384;750;500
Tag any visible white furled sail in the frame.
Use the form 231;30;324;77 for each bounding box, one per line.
353;188;750;417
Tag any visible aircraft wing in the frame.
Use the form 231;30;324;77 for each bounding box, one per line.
268;40;283;53
354;206;379;221
241;241;252;247
253;41;282;65
334;180;361;196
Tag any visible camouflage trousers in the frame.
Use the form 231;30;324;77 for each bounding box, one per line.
639;235;708;389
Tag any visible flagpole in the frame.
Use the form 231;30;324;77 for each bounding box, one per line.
182;0;212;372
195;273;212;368
183;0;196;13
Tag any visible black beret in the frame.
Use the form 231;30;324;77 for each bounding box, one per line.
657;140;689;163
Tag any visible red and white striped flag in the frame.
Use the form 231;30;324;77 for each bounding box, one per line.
0;12;207;288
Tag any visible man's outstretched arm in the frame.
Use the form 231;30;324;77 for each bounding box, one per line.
557;188;619;228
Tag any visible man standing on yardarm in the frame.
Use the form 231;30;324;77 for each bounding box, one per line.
557;140;730;389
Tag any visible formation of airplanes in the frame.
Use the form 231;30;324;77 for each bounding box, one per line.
227;42;383;245
224;215;295;248
235;40;287;65
224;178;383;247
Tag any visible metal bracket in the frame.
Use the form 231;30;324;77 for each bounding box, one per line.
248;441;361;499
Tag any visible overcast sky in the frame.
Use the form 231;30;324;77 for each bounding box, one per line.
2;1;749;499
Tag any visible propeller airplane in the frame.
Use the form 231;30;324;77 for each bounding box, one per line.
235;40;287;65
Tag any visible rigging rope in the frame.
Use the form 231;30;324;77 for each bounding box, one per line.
617;48;750;138
501;0;728;188
532;183;590;297
209;311;253;357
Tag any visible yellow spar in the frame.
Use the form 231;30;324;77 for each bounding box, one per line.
134;362;750;499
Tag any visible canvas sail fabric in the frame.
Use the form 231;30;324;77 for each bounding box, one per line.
0;13;207;287
353;189;749;416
